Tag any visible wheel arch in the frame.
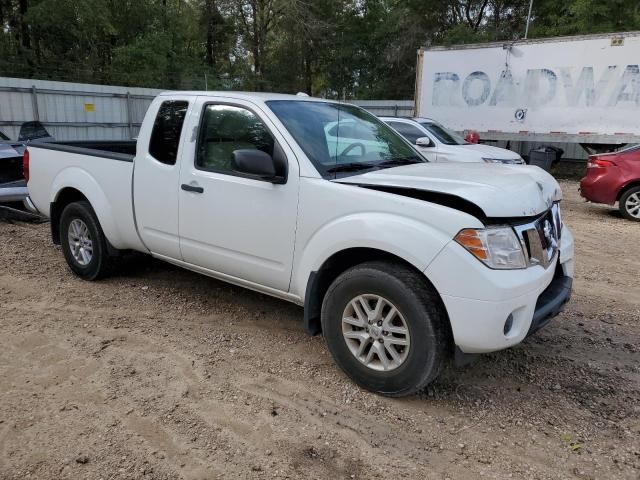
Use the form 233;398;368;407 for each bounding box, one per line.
50;187;89;244
49;167;125;249
616;180;640;201
303;247;450;338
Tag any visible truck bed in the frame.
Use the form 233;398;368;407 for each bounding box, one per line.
27;140;144;251
32;140;137;161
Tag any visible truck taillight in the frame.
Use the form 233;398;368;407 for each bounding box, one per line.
23;148;30;182
587;158;616;169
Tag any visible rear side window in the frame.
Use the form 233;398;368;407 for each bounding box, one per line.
149;100;189;165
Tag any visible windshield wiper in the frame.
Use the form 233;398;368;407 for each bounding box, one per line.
326;158;423;174
376;158;423;167
325;162;378;173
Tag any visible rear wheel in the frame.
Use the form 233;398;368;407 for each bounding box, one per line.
619;186;640;221
321;261;449;397
60;201;115;280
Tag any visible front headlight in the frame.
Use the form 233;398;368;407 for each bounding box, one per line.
553;202;563;240
455;227;527;269
482;157;525;165
482;157;503;164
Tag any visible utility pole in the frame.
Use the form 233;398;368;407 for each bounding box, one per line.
524;0;534;39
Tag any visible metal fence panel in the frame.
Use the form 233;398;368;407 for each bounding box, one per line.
351;100;415;117
0;77;162;141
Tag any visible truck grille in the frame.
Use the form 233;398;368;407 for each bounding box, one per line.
513;203;561;269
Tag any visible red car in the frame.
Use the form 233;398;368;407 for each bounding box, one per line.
580;145;640;221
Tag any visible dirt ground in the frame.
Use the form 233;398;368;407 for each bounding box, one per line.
0;180;638;480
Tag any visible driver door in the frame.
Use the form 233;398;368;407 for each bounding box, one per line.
178;97;300;291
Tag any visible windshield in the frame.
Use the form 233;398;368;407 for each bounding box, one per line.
419;121;466;145
0;130;9;141
267;100;424;178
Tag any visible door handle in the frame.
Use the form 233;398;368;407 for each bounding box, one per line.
181;184;204;194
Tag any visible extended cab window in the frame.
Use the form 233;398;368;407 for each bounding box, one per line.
149;100;189;165
196;104;274;173
387;121;424;144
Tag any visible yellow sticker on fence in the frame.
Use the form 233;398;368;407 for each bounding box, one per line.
84;103;95;112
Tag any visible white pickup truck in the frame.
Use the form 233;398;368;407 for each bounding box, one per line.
25;92;574;396
380;116;525;164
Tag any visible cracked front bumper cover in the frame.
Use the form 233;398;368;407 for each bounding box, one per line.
527;275;572;337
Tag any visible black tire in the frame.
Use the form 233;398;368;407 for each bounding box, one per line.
321;261;450;397
619;186;640;222
59;201;115;280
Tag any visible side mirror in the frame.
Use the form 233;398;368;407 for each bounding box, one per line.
232;149;287;184
416;137;433;148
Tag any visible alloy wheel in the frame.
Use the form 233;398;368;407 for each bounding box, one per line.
68;219;93;266
624;192;640;219
341;294;410;372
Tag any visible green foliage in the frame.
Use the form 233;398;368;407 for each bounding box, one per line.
25;0;114;79
528;0;640;37
111;34;172;87
0;0;638;98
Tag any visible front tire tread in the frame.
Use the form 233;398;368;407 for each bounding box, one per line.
321;261;450;397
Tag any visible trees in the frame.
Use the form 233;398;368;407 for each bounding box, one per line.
201;0;232;70
0;0;638;97
228;0;286;90
25;0;114;82
527;0;640;37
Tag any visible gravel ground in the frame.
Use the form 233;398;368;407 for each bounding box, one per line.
0;180;638;480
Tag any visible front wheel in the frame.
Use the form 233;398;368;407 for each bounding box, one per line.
619;186;640;221
60;201;115;280
321;261;450;397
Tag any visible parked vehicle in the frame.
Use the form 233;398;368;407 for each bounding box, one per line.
415;32;640;154
26;92;574;396
0;122;53;208
0;135;27;203
381;116;524;164
580;145;640;221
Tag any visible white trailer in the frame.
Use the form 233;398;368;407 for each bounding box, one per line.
415;32;640;153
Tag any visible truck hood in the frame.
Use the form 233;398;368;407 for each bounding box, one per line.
335;162;562;218
455;143;521;160
422;143;521;162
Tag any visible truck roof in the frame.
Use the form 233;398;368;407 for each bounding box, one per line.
157;91;338;103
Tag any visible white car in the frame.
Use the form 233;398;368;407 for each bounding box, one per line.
25;92;573;396
381;116;525;164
